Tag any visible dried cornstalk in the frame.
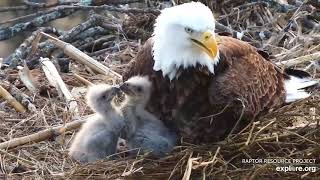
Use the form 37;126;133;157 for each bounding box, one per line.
0;84;26;113
40;32;123;81
0;117;88;150
40;57;79;116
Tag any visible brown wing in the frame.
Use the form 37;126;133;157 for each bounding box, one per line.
209;36;285;117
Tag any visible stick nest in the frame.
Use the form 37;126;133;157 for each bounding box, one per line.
0;0;319;179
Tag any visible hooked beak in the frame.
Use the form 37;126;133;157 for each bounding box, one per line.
111;86;121;94
190;31;218;59
119;83;134;95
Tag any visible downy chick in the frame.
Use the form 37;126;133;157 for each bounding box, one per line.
68;84;123;163
119;76;177;157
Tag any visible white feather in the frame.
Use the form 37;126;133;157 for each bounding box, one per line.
285;75;318;103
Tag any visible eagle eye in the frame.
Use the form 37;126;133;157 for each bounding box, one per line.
185;27;194;34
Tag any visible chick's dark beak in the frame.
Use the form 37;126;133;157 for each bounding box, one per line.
119;83;134;95
111;86;120;93
119;83;129;92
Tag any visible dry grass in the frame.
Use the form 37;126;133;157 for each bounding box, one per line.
0;0;319;179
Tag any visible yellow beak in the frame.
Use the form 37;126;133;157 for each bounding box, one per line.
191;31;218;59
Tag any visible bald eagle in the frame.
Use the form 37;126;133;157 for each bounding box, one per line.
123;2;318;142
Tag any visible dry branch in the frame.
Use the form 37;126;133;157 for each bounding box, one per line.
0;0;74;12
0;117;88;150
3;27;62;68
0;82;36;113
63;4;160;14
73;73;94;86
0;85;26;113
276;52;320;67
41;32;123;80
0;7;75;41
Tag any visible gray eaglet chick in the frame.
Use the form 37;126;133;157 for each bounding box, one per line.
119;76;177;157
68;84;123;163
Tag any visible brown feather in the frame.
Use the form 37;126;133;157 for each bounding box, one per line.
123;36;286;143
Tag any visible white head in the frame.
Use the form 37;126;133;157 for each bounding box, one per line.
152;2;219;80
119;76;152;107
86;84;119;115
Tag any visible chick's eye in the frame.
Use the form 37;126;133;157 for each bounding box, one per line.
137;87;142;92
185;27;194;34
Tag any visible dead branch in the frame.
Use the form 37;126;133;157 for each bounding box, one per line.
56;14;108;44
0;7;75;41
63;4;160;14
0;81;36;113
0;84;26;113
276;52;320;67
3;15;110;68
2;27;62;68
73;73;94;86
40;32;123;80
91;0;143;5
0;117;89;150
0;0;75;12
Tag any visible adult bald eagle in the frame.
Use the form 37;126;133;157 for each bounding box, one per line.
123;2;318;142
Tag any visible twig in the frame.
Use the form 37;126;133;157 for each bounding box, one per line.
0;117;89;150
182;153;198;180
0;84;26;113
192;146;221;169
73;73;93;86
245;122;259;146
0;149;35;165
226;98;246;140
251;120;275;143
284;130;320;146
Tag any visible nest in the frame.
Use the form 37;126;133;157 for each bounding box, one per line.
0;0;319;179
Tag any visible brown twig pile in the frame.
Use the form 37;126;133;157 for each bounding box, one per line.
0;0;319;179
